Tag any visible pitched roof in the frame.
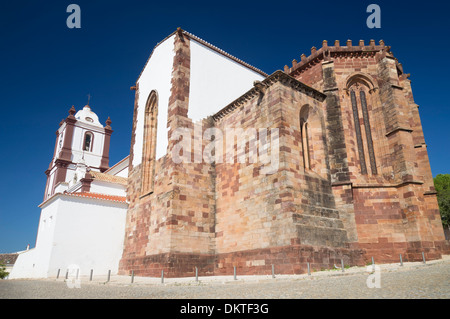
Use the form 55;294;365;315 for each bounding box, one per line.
65;192;127;203
212;70;326;121
90;171;127;186
39;191;128;208
104;155;129;174
0;253;18;265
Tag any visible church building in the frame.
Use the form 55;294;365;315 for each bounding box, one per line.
10;28;449;279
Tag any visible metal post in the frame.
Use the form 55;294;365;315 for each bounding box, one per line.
56;269;60;279
131;270;134;284
399;254;403;266
76;268;79;280
195;267;198;282
372;257;375;271
65;270;68;279
234;266;237;280
90;269;93;281
422;252;426;264
107;270;111;282
307;262;311;276
341;259;344;272
161;270;164;284
272;264;275;278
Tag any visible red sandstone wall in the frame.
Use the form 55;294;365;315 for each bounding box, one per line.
119;38;448;278
288;41;447;262
212;78;366;275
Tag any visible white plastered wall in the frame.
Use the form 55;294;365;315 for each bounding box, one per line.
113;167;128;178
71;125;105;168
89;180;126;197
9;195;127;279
133;34;266;166
188;40;265;122
9;199;60;278
133;35;175;166
48;196;127;276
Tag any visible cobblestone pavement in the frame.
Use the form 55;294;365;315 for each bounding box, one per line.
1;257;449;299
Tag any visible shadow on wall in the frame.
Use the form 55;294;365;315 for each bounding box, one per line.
445;228;450;241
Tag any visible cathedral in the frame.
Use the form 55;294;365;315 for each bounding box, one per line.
10;28;449;279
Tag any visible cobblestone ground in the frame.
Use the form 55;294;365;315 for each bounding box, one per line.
1;259;449;299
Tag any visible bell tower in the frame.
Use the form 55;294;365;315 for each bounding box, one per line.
43;104;113;200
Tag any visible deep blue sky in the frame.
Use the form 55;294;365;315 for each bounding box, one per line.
1;0;449;253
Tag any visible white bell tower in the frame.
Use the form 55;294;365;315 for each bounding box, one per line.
44;103;113;200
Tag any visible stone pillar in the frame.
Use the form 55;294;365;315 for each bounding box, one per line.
99;117;113;172
322;60;358;243
322;60;351;184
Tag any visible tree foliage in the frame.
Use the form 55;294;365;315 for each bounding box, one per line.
0;263;9;279
434;174;450;229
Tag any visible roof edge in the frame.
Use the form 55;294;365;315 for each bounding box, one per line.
104;155;130;174
38;192;127;208
135;28;268;84
212;70;326;121
182;30;268;77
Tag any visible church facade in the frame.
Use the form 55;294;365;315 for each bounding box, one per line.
118;29;449;277
11;29;449;279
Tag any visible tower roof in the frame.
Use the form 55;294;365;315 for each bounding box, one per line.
74;105;103;127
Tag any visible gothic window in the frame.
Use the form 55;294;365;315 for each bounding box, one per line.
347;75;378;175
141;91;158;195
83;132;93;152
299;104;328;179
300;105;311;170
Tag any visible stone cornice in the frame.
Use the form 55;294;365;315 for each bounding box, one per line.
332;180;424;189
212;71;326;122
385;127;413;137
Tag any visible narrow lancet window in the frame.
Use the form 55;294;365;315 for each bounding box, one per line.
141;91;158;195
359;90;377;175
347;74;379;176
300;105;311;170
350;90;368;175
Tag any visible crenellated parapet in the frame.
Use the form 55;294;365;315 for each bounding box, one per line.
283;39;403;78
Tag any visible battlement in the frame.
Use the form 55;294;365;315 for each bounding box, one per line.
284;40;395;77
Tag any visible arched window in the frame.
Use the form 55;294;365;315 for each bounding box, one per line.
141;91;158;195
299;104;328;178
346;73;378;175
83;132;93;152
300;105;311;170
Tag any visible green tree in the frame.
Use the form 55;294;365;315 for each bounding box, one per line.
0;263;9;279
434;174;450;230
